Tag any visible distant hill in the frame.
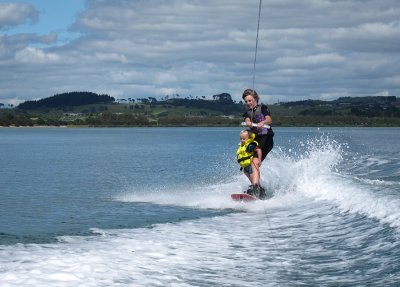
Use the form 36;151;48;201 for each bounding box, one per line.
3;92;398;127
18;92;115;110
281;96;397;106
277;96;400;118
161;93;242;114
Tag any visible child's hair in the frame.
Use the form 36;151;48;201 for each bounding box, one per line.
240;129;254;140
240;130;249;137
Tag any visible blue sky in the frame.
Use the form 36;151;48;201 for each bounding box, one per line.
0;0;399;106
1;0;85;44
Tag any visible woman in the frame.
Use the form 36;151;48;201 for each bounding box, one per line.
242;88;274;198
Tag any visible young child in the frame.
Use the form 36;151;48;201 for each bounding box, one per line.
236;130;265;198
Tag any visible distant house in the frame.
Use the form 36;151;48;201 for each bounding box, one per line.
219;115;235;119
63;113;83;117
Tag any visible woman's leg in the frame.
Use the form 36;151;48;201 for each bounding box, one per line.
250;158;260;185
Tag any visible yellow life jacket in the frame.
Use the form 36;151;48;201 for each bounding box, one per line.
236;136;258;168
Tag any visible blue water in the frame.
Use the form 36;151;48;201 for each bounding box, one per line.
1;127;399;286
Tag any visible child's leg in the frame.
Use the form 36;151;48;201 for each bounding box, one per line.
243;168;255;194
243;169;252;184
250;158;260;185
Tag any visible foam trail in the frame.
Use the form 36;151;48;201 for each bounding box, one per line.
268;136;400;230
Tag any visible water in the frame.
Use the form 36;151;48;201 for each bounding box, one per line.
0;127;399;286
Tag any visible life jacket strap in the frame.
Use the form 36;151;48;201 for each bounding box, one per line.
237;155;253;163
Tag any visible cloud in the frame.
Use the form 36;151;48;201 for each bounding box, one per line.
0;32;57;63
0;0;399;105
275;53;346;68
0;3;38;28
15;47;60;64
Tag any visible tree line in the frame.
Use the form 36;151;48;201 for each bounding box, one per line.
18;92;115;110
1;91;399;127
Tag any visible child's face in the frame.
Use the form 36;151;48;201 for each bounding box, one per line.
240;133;249;144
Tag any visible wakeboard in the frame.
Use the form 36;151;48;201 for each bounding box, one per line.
231;193;258;201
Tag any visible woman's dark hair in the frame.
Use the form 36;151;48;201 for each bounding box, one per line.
242;89;259;102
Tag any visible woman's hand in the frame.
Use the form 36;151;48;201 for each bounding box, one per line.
245;119;252;128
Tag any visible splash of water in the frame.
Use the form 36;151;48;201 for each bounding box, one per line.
117;134;400;230
269;135;400;230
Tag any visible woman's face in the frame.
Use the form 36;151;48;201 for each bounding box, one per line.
243;95;257;109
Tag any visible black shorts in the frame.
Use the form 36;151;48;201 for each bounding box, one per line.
255;134;274;161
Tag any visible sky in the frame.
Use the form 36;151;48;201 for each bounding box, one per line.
0;0;399;106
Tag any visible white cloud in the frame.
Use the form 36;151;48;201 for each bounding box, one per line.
275;53;346;68
111;71;144;83
94;52;128;63
373;90;390;97
155;72;177;85
0;0;399;105
15;47;60;64
385;75;400;85
0;3;38;27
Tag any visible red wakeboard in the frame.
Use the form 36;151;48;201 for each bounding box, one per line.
231;193;258;201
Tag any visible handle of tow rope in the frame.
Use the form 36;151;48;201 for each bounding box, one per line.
241;122;270;129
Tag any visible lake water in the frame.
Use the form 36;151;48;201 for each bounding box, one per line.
0;127;399;286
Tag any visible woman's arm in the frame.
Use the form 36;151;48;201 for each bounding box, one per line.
257;105;272;129
257;115;272;129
